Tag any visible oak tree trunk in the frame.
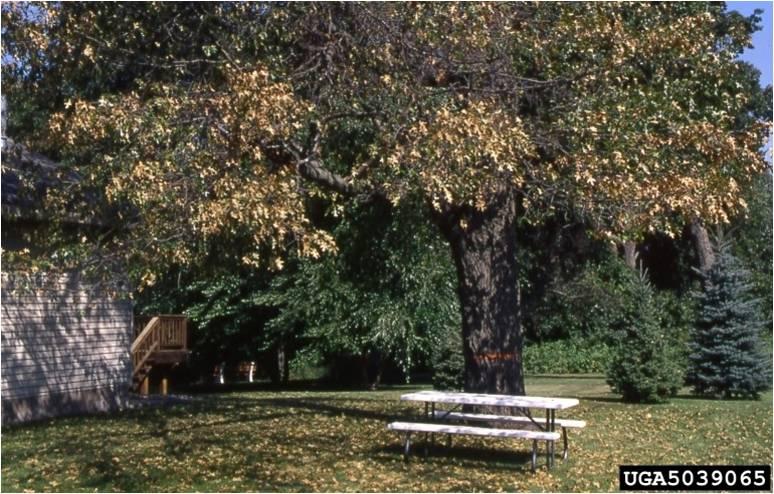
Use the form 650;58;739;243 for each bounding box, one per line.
436;189;525;395
622;240;638;269
689;220;715;273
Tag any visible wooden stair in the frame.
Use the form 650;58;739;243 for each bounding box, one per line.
131;315;189;394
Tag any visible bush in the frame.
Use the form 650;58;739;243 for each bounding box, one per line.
432;334;614;383
431;326;465;391
531;257;640;342
523;338;613;374
606;268;685;403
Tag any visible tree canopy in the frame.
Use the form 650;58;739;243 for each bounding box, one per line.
3;2;767;279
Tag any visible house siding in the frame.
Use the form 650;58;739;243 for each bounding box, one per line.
1;273;133;423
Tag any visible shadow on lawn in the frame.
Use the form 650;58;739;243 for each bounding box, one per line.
185;379;418;394
373;442;539;473
135;408;295;437
207;395;401;422
94;392;403;440
581;395;687;405
582;393;726;404
579;395;628;404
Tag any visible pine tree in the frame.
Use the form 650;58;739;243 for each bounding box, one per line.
606;265;685;403
686;236;771;399
431;324;466;392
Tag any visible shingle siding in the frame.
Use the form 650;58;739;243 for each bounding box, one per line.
1;273;133;423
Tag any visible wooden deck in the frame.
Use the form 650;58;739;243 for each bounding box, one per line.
131;315;189;395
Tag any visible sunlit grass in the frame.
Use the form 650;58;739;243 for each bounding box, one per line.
2;376;771;492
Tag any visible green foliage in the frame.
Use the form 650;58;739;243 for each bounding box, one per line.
524;339;613;375
132;194;459;386
606;268;686;403
288;349;328;381
733;173;773;328
431;326;465;391
519;241;698;377
134;269;281;379
431;264;667;378
184;274;276;371
686;237;771;399
257;197;460;384
531;256;636;342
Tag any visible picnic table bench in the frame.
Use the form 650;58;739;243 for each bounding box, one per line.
212;361;256;384
430;410;586;461
387;390;584;472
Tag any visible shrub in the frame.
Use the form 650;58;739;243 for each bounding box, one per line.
606;268;685;403
523;338;613;374
431;326;465;391
686;238;771;399
433;334;615;383
531;257;640;342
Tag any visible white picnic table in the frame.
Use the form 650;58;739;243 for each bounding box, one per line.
401;390;578;409
398;390;580;468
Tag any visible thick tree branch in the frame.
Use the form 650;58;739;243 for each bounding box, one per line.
288;117;377;198
295;157;354;196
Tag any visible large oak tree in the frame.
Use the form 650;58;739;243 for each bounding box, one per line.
2;2;768;393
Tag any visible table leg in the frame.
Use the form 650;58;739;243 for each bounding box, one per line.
423;402;429;456
545;410;551;467
550;409;556;467
430;403;436;451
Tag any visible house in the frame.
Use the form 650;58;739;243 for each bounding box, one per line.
0;94;139;422
1;99;190;423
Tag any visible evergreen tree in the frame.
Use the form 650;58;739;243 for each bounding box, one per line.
431;325;466;391
686;237;771;399
606;265;685;403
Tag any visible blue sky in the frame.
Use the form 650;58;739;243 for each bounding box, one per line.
727;1;772;159
728;1;773;87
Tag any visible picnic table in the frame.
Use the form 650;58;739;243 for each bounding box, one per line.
388;390;584;471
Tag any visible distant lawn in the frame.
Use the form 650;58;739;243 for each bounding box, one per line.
2;376;771;492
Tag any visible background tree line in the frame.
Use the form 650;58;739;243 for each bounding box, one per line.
134;169;772;400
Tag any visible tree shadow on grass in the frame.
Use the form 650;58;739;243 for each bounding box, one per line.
670;392;762;401
130;409;297;438
581;394;677;405
372;442;540;474
76;456;157;493
580;395;627;404
583;393;725;405
186;380;417;394
4;391;402;438
180;395;404;423
111;394;403;454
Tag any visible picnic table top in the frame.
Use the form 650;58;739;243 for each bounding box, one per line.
400;390;579;410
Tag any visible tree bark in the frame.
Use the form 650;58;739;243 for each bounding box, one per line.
622;240;638;269
436;189;525;395
270;343;289;383
689;220;715;273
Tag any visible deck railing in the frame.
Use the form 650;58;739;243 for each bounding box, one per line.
131;315;188;376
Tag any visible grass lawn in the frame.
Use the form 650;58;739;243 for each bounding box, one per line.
2;376;771;492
